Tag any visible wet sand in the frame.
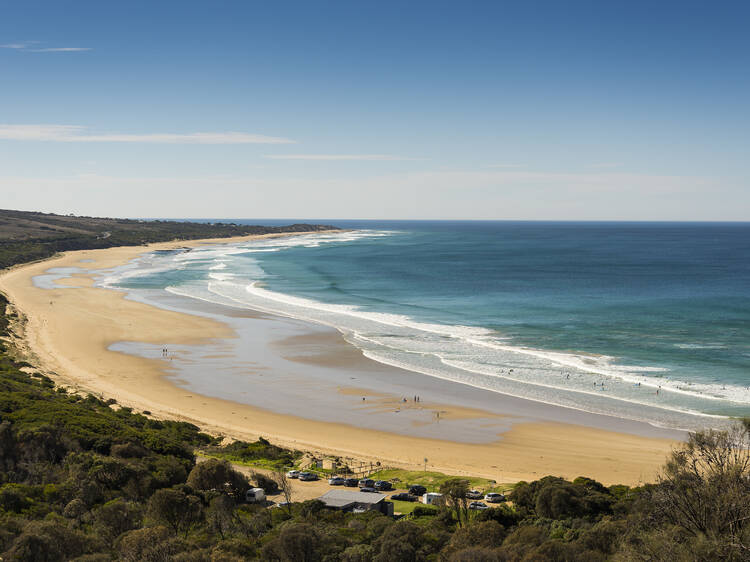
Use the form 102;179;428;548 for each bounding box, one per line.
0;235;680;485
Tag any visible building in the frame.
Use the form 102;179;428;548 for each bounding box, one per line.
317;489;394;516
422;492;444;505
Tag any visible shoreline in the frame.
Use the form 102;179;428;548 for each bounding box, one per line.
0;233;680;485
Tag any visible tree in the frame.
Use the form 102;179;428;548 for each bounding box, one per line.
341;543;375;562
146;488;204;538
375;521;424;562
262;522;322;561
251;470;279;494
186;458;249;498
447;547;501;562
5;519;88;561
92;498;143;542
273;468;293;513
441;520;506;559
646;421;750;558
207;494;236;539
118;526;179;562
440;479;470;527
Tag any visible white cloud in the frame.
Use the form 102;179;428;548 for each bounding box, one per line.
28;47;91;52
0;124;295;145
263;154;418;161
1;42;90;52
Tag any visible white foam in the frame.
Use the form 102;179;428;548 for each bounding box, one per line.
101;228;748;429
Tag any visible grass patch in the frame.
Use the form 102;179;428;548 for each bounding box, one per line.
370;468;513;493
391;499;437;515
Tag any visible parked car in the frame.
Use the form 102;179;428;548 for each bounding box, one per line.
328;477;346;486
344;478;359;487
484;492;505;503
299;472;318;481
469;501;489;510
358;478;375;488
374;480;392;491
466;489;483;499
286;470;300;479
359;487;378;493
391;492;416;502
408;485;427;496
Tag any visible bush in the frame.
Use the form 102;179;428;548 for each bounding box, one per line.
251;471;279;494
186;459;249;497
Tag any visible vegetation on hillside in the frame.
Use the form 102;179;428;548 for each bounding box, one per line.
201;438;303;470
0;208;337;269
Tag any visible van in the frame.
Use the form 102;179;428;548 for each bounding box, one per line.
245;488;266;503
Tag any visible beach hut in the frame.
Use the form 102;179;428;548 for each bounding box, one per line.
422;492;444;506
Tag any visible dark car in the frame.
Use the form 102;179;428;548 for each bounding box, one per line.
344;478;359;487
359;487;378;493
374;480;393;491
408;485;427;496
358;479;375;488
391;492;416;502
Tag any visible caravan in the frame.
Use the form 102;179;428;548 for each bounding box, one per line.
245;487;266;503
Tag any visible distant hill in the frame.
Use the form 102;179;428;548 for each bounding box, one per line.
0;208;338;269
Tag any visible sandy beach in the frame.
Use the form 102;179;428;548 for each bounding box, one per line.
0;234;680;485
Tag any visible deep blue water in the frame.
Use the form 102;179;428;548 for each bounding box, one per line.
111;221;750;429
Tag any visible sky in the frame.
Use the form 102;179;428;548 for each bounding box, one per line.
1;1;748;220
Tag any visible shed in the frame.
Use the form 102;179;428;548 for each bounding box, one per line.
422;492;444;505
318;489;394;516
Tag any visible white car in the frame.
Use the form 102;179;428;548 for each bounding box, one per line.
484;492;505;503
328;477;346;486
286;470;300;479
469;501;489;510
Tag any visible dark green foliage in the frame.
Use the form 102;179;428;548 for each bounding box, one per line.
186;458;250;498
203;437;302;468
261;522;323;561
510;475;615;519
146;487;204;537
2;237;750;559
251;470;279;494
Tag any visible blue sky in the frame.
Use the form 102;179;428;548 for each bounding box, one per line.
1;1;748;219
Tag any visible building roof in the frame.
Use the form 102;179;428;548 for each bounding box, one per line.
318;489;387;508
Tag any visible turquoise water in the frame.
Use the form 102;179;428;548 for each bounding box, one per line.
107;221;750;430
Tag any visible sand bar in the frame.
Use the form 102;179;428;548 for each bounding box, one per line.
0;234;680;485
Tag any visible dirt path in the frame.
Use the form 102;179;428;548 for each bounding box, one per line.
195;457;408;504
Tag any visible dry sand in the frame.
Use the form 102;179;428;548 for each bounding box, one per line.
0;235;678;485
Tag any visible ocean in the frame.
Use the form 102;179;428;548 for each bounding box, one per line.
104;221;750;431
